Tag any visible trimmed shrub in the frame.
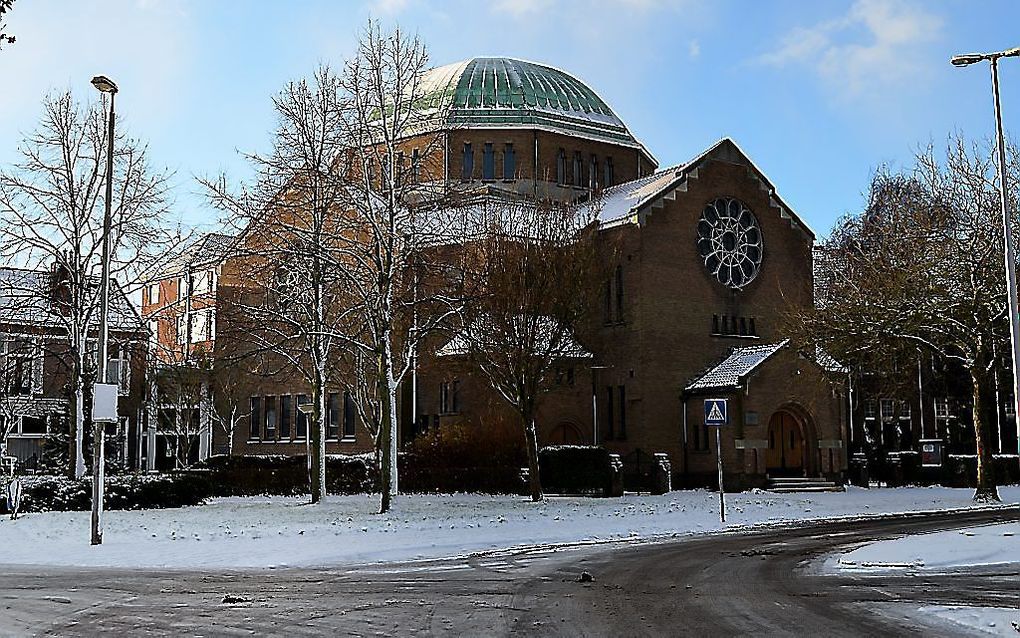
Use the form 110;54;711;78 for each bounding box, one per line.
401;421;527;494
8;473;213;513
539;445;615;497
197;454;379;496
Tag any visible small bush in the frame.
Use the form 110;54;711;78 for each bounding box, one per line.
539;445;614;496
197;454;379;496
402;421;527;494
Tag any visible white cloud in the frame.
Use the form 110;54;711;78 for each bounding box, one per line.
758;0;943;97
688;39;701;59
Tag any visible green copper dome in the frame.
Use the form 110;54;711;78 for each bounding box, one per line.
419;57;644;148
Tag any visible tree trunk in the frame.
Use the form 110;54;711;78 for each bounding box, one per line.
522;412;543;502
69;362;86;479
971;371;1000;502
378;348;395;514
310;381;327;504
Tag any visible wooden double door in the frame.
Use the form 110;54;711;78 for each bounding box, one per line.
766;411;804;475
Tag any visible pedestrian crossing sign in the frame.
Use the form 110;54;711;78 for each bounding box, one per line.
704;398;728;426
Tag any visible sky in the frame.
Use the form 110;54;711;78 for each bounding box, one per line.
0;0;1018;238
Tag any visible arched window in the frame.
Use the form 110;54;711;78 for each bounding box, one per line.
604;157;614;187
573;152;583;187
589;154;598;189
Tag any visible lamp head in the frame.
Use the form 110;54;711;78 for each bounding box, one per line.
91;75;118;94
951;54;986;67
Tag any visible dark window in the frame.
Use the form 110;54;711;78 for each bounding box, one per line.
503;143;515;179
249;397;261;439
482;143;494;180
573;152;583;187
615;265;624;322
556;149;566;184
721;315;730;334
327;392;339;438
749;317;757;336
296;394;309;438
604;279;613;324
739;317;747;336
21;415;47;435
280;395;292;439
381;153;391;186
343;391;356;438
604;157;615;187
712;314;719;334
411;148;420;183
440;380;460;414
462;143;473;180
452;379;461;413
605;386;615;440
264;396;277;439
618;385;626;439
589;154;598;189
395;151;404;187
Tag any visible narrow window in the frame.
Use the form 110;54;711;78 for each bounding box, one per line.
395;151;404;187
605;386;615;439
411;148;420;183
712;314;719;334
452;379;461;413
556;149;566;184
296;394;309;438
739;317;747;336
280;395;292;439
615;265;624;322
462;142;473;180
573;152;583;187
618;385;626;439
264;396;277;439
343;391;356;438
721;315;730;334
503;143;515;180
604;279;613;324
249;396;261;439
589;154;598;189
604;157;615;187
749;317;757;336
482;143;495;180
439;381;450;413
327;392;339;438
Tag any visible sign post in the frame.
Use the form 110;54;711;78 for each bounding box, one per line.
704;398;728;523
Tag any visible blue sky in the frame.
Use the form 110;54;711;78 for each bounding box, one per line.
0;0;1018;237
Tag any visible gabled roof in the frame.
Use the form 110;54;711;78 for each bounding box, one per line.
684;340;789;392
594;138;814;240
0;267;144;332
152;233;236;280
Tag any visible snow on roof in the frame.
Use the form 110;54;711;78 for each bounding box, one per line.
153;233;236;280
0;267;144;332
685;340;789;392
437;315;592;360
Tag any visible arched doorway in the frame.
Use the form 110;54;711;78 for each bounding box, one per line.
766;411;804;476
547;421;584;445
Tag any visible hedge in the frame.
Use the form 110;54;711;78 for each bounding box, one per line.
538;445;615;496
3;473;213;514
197;454;379;496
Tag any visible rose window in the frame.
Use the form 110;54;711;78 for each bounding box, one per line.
696;198;763;289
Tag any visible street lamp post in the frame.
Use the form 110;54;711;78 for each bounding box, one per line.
952;47;1020;454
90;74;117;546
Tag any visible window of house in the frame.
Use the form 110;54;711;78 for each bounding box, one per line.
296;394;309;439
503;143;515;180
935;397;950;418
396;151;405;187
452;379;461;413
712;314;720;334
148;283;160;305
264;396;277;440
411;148;420;183
381;153;391;187
327;392;339;439
482;143;495;180
556;149;566;184
604;157;614;187
462;142;473;180
249;396;261;439
618;385;626;439
615;265;624;322
573;152;583;187
342;391;356;439
864;399;877;419
555;367;575;386
899;400;912;418
280;395;292;439
111;345;130;394
177;276;187;300
605;385;615;439
604;279;613;324
192;270;214;295
6;338;35;396
20;415;47;435
879;398;895;422
439;381;450;414
749;317;757;336
176;313;188;345
589;154;598;189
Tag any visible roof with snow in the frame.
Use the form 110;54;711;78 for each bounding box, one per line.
437;315;592;360
593;138;814;240
153;233;236;279
684;340;789;392
419;57;655;162
0;267;144;332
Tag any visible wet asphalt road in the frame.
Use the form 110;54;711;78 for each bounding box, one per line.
0;506;1017;636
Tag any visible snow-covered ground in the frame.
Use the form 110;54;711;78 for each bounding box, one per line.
835;521;1020;572
0;486;1016;569
918;606;1020;637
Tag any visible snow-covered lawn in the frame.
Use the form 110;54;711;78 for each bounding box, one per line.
918;606;1020;637
836;521;1020;572
0;486;1016;569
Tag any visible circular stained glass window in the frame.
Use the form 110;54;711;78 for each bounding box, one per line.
696;198;763;289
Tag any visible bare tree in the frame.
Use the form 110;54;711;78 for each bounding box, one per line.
452;196;605;501
790;137;1019;502
0;91;174;480
0;0;15;51
334;22;460;513
201;65;357;504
